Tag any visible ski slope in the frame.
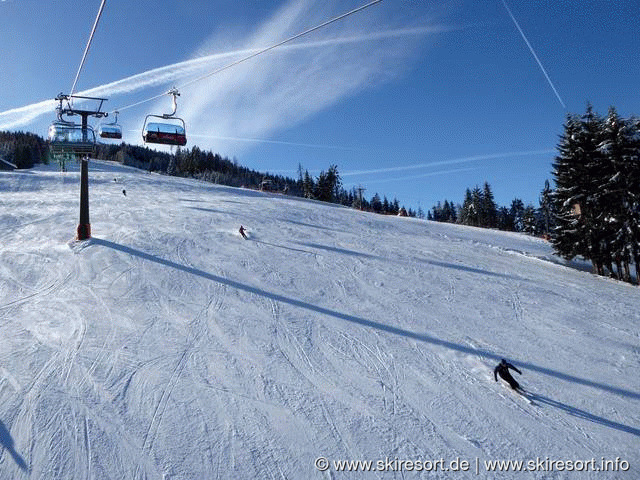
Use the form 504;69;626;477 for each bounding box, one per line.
1;160;638;479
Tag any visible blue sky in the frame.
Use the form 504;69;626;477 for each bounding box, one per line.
1;0;639;211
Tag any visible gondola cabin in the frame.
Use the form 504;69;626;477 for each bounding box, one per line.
98;123;122;140
142;122;187;146
48;122;96;156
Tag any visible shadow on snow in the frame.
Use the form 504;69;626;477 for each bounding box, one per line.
90;237;640;437
0;420;28;471
296;241;526;281
528;393;640;437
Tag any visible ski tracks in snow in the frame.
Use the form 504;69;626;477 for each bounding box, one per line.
510;288;525;324
0;268;73;314
134;290;220;479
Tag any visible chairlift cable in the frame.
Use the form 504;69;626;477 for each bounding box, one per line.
70;0;107;101
114;0;382;114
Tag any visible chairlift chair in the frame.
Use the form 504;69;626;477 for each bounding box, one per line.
143;121;187;146
98;110;122;140
142;88;187;147
48;120;97;156
48;93;107;157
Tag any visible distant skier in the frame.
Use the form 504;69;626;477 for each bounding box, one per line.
122;189;126;196
494;359;523;392
239;225;247;239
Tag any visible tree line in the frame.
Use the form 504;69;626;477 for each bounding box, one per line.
427;181;550;235
0;131;48;169
0;131;413;216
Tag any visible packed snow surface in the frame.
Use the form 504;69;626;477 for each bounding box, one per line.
1;160;639;479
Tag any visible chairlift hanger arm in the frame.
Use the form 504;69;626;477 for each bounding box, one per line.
54;93;109;119
165;88;179;118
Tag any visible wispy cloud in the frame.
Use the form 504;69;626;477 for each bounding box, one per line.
147;0;444;155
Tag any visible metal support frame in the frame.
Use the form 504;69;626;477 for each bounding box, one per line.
52;94;108;241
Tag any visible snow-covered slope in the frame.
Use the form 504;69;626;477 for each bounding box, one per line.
1;161;638;479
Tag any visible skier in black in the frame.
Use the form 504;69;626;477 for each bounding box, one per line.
494;359;523;392
239;225;247;239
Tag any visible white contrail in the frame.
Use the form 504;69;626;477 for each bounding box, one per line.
0;25;445;130
501;0;566;109
188;133;358;151
272;148;553;179
341;149;554;177
0;50;252;129
355;166;480;185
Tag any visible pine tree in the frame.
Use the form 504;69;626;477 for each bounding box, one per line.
303;170;315;198
510;198;525;232
598;109;640;282
628;117;640;283
481;182;497;228
579;106;609;274
432;201;442;221
598;108;628;278
551;114;583;259
539;180;554;236
459;189;473;225
551;106;607;274
471;186;482;227
327;164;341;203
166;155;177;176
522;204;537;235
370;193;382;213
497;206;513;231
382;196;390;214
315;170;330;201
391;198;400;216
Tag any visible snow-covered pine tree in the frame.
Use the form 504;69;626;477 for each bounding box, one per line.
510;198;525;232
551;114;587;261
551;107;607;274
522;204;537;235
578;106;609;274
597;108;632;280
628;117;640;283
459;188;473;225
601;111;640;283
